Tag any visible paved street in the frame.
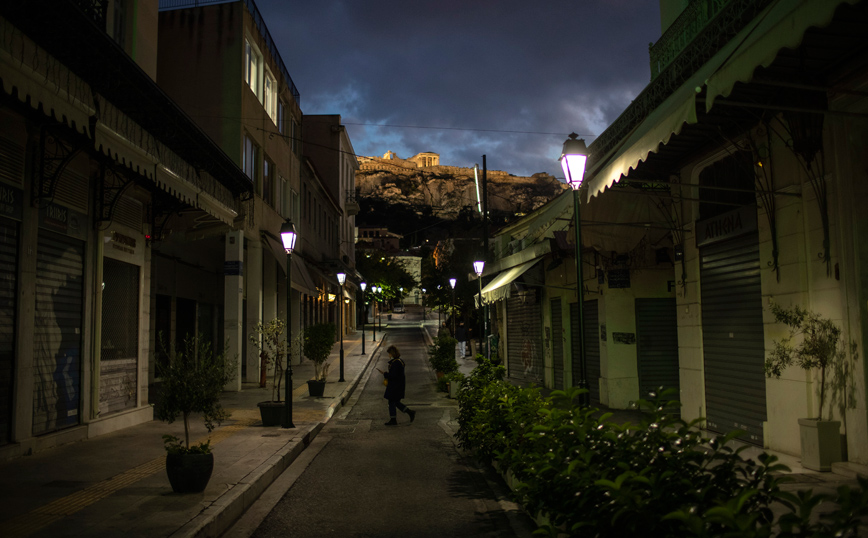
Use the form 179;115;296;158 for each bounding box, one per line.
241;322;534;538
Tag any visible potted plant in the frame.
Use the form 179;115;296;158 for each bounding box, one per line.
445;371;465;399
249;319;289;426
764;302;858;471
303;322;336;397
155;334;235;493
428;335;459;379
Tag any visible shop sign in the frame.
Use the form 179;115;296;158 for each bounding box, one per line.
39;202;86;240
0;183;23;220
696;205;757;247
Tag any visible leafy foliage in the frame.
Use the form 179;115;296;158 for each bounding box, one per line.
248;318;288;402
155;334;234;450
765;303;858;420
356;253;417;302
303;323;336;381
455;359;868;537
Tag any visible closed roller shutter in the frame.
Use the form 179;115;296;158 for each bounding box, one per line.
571;300;600;403
700;231;766;444
506;291;542;383
636;298;680;400
33;231;84;435
551;297;564;390
0;217;18;444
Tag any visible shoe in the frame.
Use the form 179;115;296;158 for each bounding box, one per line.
384;418;398;426
408;409;416;423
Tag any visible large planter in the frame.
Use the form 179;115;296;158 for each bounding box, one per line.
166;452;214;493
257;401;285;427
798;418;842;471
307;379;326;397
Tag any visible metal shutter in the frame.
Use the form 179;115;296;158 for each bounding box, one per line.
32;231;84;435
99;257;140;416
551;298;564;390
571;300;600;403
636;298;680;399
506;290;543;383
700;232;766;444
0;217;18;444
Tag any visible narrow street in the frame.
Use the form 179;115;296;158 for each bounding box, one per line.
247;323;534;538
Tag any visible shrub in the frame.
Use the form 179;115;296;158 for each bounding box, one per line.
428;335;459;374
303;322;336;381
454;363;868;537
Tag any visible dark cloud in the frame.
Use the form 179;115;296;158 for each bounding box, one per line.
258;0;659;177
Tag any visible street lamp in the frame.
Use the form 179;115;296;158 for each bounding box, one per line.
473;261;485;357
376;286;382;334
449;278;457;335
360;282;367;355
560;132;590;406
279;220;298;429
337;272;346;382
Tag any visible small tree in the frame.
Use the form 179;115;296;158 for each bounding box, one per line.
303;323;336;381
765;303;858;420
249;319;288;401
155;334;235;453
428;335;459;374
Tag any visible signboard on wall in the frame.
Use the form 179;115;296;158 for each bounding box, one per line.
696;205;758;247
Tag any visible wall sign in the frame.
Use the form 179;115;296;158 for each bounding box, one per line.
0;183;23;220
696;205;757;247
224;261;243;276
608;269;631;289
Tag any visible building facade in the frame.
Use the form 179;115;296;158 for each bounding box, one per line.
0;0;251;458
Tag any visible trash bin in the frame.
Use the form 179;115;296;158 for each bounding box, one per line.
387;314;392;320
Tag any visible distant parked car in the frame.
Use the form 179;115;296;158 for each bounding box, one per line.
393;303;404;313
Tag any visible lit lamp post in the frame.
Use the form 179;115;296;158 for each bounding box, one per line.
560;132;590;406
473;261;485;357
279;220;298;429
337;272;346;382
371;285;377;342
376;286;382;333
449;278;457;335
422;288;426;320
360;282;367;355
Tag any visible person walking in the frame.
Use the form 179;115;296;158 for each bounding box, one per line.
455;321;467;359
377;345;416;426
438;322;451;339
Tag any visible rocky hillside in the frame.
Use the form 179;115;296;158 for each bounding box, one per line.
355;167;567;221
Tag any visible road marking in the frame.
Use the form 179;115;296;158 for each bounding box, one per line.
0;417;259;538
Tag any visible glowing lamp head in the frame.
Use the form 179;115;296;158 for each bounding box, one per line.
360;282;367;292
449;278;457;289
473;261;485;276
337;272;346;285
559;133;589;191
279;220;298;253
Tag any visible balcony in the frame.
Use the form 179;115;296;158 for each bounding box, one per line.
649;0;730;80
345;190;360;216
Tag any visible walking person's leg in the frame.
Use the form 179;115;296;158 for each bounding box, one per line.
392;400;416;423
386;400;398;425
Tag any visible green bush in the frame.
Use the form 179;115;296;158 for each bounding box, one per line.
455;362;868;537
428;335;459;374
303;322;336;381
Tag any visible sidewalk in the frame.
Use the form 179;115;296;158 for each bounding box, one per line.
0;327;385;538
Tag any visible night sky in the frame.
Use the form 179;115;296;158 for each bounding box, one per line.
257;0;660;178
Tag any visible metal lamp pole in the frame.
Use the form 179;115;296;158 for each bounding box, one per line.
337;272;346;382
360;282;367;355
280;220;298;429
560;133;590;406
449;278;457;336
473;261;485;357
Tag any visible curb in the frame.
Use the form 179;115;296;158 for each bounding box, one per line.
186;339;383;537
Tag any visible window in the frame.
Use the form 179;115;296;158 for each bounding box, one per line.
244;39;261;97
278;100;286;135
291;118;300;156
243;135;259;181
263;157;274;206
264;71;277;122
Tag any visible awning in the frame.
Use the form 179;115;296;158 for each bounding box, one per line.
291;256;319;297
704;0;858;111
261;232;287;274
478;259;539;305
586;0;854;199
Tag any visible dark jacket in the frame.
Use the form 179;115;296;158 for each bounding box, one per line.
455;325;467;342
383;356;406;400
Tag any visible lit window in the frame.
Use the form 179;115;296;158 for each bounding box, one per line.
244;39;261;97
264;71;277;122
243;135;259;181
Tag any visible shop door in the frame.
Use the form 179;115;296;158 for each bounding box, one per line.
636;298;680;399
506;291;542;383
571;300;600;403
32;231;84;435
99;258;140;416
551;297;564;390
700;232;766;444
0;217;19;444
